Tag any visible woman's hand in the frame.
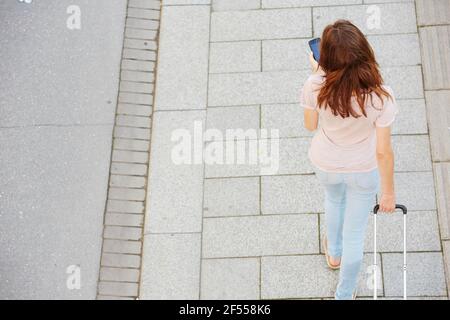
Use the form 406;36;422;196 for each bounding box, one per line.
379;193;396;213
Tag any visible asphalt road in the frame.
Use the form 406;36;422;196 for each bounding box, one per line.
0;0;127;299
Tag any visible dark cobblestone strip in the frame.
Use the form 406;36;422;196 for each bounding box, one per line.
97;0;161;300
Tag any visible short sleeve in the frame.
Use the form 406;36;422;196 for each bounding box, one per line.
375;87;399;127
300;77;318;110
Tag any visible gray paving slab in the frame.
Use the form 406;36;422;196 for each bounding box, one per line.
200;258;260;299
98;282;139;297
369;34;421;67
425;90;450;162
313;3;417;37
211;8;312;42
209;41;261;73
145;111;205;233
394;172;436;211
392;99;428;135
212;0;260;11
383;252;447;297
382;66;424;99
205;106;260;140
208;70;309;107
261;254;382;299
434;163;450;240
320;211;441;253
262;0;362;8
0;125;113;299
203;177;260;217
420;26;450;90
102;239;142;255
262;39;310;72
155;6;210;110
261;175;325;214
392;135;432;172
202;214;319;258
261;104;313;138
140;233;201;299
416;0;450;26
443;241;450;291
100;267;140;282
163;0;210;4
274;138;315;175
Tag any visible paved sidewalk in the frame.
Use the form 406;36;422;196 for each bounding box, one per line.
140;0;449;299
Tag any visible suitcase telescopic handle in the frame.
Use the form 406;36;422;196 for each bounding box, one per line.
373;204;407;215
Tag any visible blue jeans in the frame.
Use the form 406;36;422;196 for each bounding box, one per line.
314;167;380;300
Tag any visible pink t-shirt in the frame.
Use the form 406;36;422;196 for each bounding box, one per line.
300;72;399;173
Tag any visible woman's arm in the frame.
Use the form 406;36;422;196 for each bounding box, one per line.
376;126;396;213
304;109;319;131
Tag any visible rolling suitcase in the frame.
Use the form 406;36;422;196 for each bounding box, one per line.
372;204;408;300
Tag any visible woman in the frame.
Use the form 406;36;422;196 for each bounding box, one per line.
300;20;397;300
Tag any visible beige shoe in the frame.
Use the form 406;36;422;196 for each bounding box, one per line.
322;236;341;270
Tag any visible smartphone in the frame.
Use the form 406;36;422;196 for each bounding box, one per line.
308;38;321;62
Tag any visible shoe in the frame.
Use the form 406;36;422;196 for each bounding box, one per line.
322;236;341;270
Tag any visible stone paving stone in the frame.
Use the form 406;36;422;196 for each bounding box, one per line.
212;0;260;11
126;18;159;31
103;226;142;241
112;150;148;164
368;34;421;67
262;39;310;71
434;163;450;240
163;0;210;4
416;0;450;26
116;114;151;128
114;126;151;140
208;70;309;107
261;254;382;299
117;103;152;117
202;214;319;258
107;199;144;214
103;239;142;255
204;139;261;178
119;92;154;105
206;106;260;140
392;135;432;172
97;295;135;300
395;172;436;211
120;79;154;94
155;6;210;110
392;99;428;135
108;187;146;201
129;0;161;10
100;267;140;283
262;0;362;8
420;26;450;90
101;253;141;268
211;8;312;42
111;162;148;176
121;59;155;72
319;211;441;253
203;177;260;217
124;38;158;51
382;66;424;99
313;3;417;37
140;233;201;299
125;28;157;41
114;138;150;152
443;241;450;290
200;258;260;299
123;48;156;61
105;213;144;227
209;41;261;73
261;104;313;138
110;175;146;188
261;175;325;214
383;252;447;297
145;111;205;233
272;137;314;175
127;8;161;20
426;91;450;161
121;70;155;83
98;281;139;297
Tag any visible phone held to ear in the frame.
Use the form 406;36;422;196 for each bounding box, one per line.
308;38;321;62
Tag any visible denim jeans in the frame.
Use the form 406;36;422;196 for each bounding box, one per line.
314;166;380;300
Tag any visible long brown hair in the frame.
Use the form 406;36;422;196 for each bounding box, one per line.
317;20;391;118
